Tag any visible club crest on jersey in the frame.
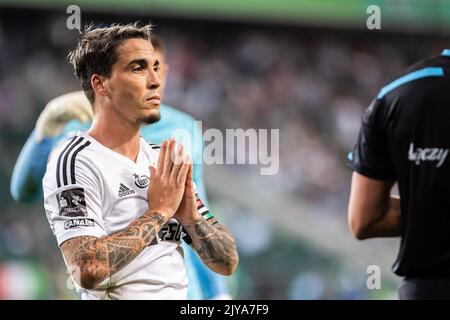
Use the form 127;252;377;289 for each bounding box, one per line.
133;173;149;188
56;188;87;217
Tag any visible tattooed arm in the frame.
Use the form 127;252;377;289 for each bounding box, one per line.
183;218;239;276
60;211;168;289
60;139;190;289
174;163;239;276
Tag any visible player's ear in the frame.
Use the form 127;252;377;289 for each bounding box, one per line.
91;74;110;99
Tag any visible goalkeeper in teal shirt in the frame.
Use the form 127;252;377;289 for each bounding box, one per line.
10;36;231;300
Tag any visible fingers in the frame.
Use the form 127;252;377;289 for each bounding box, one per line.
185;162;193;186
162;138;176;179
156;139;188;184
185;163;194;192
156;140;167;174
149;165;156;178
148;139;192;217
177;155;192;185
170;143;185;181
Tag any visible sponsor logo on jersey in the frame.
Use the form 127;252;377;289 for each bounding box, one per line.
159;222;183;242
148;222;184;246
133;173;149;188
408;143;449;168
118;183;135;197
57;188;87;217
64;218;95;229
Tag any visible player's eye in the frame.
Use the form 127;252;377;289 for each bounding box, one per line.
153;65;160;72
133;66;144;73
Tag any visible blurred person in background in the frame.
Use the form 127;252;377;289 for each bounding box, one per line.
10;30;233;300
348;49;450;299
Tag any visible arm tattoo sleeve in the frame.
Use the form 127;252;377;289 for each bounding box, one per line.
61;211;166;287
183;219;239;274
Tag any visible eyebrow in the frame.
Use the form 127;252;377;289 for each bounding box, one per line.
128;58;160;67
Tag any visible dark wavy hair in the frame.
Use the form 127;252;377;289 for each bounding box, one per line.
68;22;153;104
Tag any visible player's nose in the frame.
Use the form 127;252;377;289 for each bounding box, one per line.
147;69;161;89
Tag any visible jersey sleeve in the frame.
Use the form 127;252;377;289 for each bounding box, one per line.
348;98;395;180
43;138;106;246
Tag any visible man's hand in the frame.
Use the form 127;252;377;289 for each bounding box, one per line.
148;139;190;219
174;162;202;226
35;91;93;142
175;152;239;276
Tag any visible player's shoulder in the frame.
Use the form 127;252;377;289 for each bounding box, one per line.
147;142;161;151
377;51;449;100
45;133;94;186
50;133;92;161
140;138;161;159
392;53;447;81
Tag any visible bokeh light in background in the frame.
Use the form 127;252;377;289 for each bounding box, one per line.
0;0;449;299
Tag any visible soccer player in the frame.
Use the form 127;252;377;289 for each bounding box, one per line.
348;49;450;299
41;22;238;299
10;35;232;299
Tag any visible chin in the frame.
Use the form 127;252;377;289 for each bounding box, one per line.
139;110;161;125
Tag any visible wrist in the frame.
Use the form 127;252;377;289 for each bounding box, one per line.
180;212;203;227
149;207;174;220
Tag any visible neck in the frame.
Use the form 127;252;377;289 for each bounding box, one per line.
87;102;141;162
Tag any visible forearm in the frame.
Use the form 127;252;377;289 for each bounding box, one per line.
359;195;402;239
183;218;239;276
63;210;168;289
188;243;231;299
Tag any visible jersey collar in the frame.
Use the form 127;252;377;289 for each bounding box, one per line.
442;49;450;57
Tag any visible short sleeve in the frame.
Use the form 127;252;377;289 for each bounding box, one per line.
348;98;395;180
43;142;106;246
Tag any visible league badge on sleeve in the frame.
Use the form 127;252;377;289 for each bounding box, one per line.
56;188;87;217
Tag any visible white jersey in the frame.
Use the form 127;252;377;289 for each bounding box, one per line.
43;131;189;300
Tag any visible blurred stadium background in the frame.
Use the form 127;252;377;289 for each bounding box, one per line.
0;0;449;299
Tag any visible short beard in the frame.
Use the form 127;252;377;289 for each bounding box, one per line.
138;111;161;125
